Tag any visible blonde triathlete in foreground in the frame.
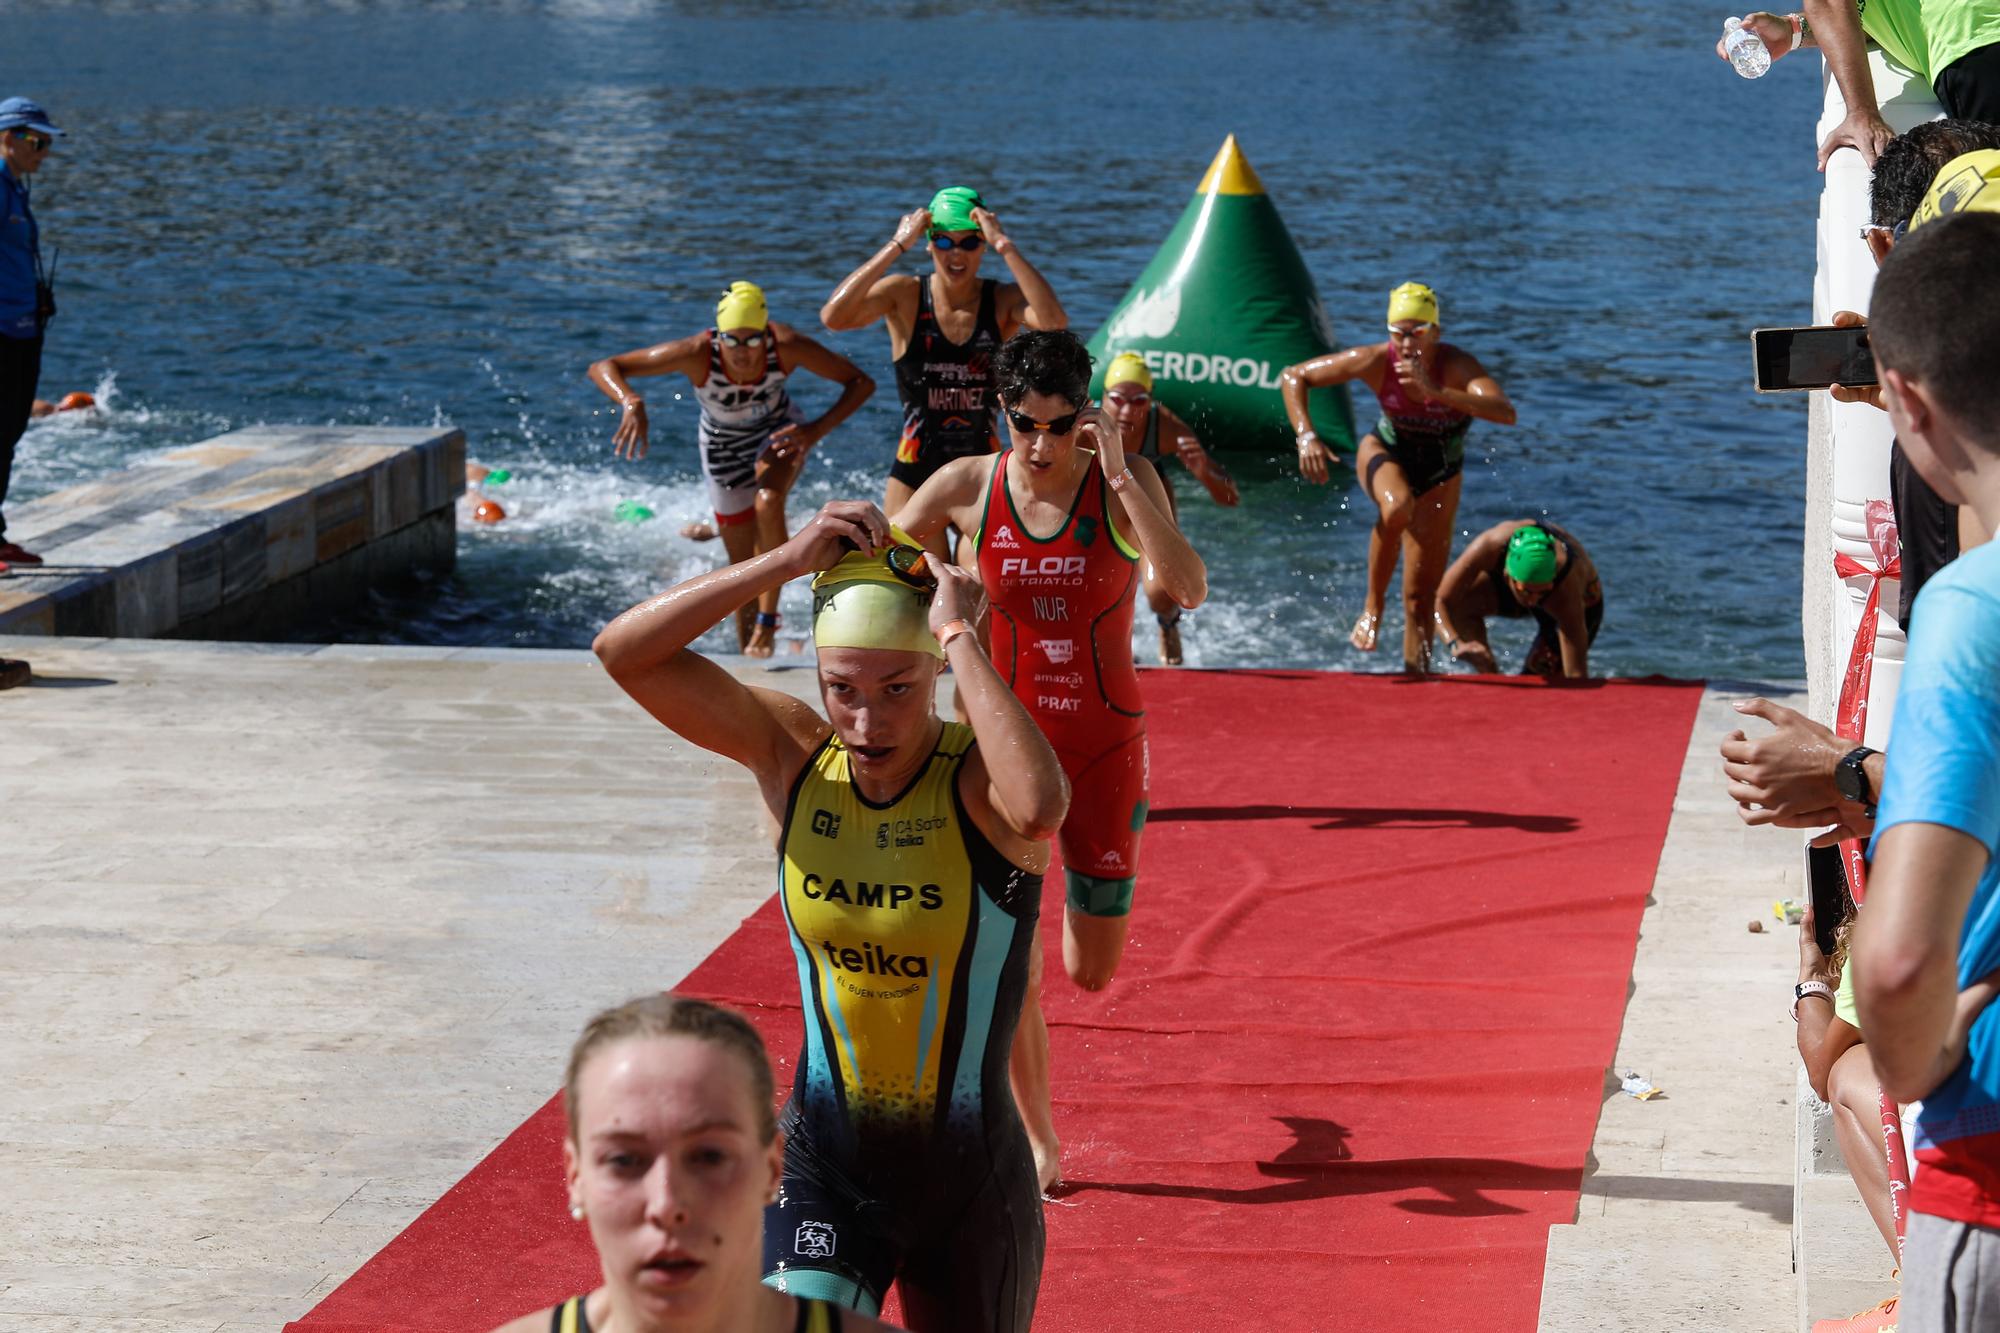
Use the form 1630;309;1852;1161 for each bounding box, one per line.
593;499;1069;1333
486;992;903;1333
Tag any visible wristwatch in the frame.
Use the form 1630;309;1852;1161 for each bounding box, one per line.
1834;745;1879;816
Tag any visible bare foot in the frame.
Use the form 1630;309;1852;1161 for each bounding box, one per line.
1031;1132;1062;1196
1158;615;1183;666
1349;609;1381;652
745;622;776;659
681;521;718;542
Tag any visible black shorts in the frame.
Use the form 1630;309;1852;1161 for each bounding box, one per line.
1524;597;1605;676
762;1107;1042;1332
1365;420;1465;498
887;436;995;491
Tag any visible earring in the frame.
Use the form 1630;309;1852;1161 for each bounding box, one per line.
570;1204;585;1222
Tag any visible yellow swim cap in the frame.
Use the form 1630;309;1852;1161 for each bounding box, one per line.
1909;149;2000;232
715;281;769;332
810;525;943;659
1387;282;1439;327
1105;352;1154;391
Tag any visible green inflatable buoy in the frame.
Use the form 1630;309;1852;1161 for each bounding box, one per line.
483;468;512;486
613;500;656;524
1086;134;1355;455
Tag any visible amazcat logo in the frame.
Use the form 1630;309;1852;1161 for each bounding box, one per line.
820;938;931;978
799;874;945;911
810;809;841;838
795;1221;836;1259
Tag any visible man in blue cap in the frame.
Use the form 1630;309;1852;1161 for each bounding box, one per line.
0;95;62;572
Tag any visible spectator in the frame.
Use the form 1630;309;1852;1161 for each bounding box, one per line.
1855;129;2000;631
1718;6;2000;166
1848;200;2000;1333
0;95;60;570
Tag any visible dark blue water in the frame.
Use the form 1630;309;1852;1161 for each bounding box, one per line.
16;2;1822;677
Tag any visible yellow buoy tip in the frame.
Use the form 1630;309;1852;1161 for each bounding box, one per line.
1196;134;1265;197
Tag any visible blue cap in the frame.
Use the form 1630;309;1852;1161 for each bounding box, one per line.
0;97;63;137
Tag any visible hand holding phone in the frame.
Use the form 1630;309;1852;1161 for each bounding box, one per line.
1753;325;1877;393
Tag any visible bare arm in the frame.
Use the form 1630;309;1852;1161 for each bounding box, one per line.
1854;822;1990;1101
930;566;1068;845
976;208;1066;333
1282;347;1377;484
890;454;991;547
821;210;929;332
1552;585;1591;679
1087;410;1206;608
1163;408;1238;506
591;502;893;797
1435;532;1501;671
1803;0;1895;168
1719;697;1883;841
1426;349;1516;426
587;333;711;462
772;325;876;453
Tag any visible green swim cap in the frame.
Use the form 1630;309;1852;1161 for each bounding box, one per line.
927;186;983;234
1504;525;1559;585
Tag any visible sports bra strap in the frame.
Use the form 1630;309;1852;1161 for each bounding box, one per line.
550;1295;588;1333
796;1296;841;1333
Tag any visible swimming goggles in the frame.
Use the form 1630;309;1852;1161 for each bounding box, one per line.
883;543;936;590
717;331;768;348
1386;322;1434;339
930;232;984;251
1004;406;1082;436
1104;390;1151;408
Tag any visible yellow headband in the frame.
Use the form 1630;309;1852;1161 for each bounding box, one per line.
809;525;943;659
715;281;768;332
1910;149;2000;232
1387;282;1439;327
1105;351;1153;391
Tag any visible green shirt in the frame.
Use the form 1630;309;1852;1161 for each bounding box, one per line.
1857;0;2000;84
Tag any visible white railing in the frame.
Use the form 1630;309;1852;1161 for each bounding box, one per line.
1804;49;1940;736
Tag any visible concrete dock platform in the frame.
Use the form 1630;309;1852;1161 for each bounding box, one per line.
0;426;464;640
0;640;1858;1331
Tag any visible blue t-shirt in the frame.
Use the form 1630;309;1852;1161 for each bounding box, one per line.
0;164;38;340
1870;537;2000;1224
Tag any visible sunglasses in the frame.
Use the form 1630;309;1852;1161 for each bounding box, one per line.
930;232;984;252
1004;406;1082;436
1857;220;1909;243
717;331;767;348
11;130;50;153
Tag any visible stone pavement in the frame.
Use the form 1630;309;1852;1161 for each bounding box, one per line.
0;636;811;1333
0;644;1851;1331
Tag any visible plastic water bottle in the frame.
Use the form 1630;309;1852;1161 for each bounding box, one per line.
1724;16;1772;78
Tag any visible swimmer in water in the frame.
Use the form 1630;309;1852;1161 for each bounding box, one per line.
594;501;1068;1331
1101;351;1238;665
819;187;1066;560
1281;283;1516;673
895;329;1208;1191
1435;519;1603;679
589;282;875;657
485;993;903;1333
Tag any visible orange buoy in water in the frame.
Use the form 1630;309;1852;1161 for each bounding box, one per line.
56;391;94;412
473;498;507;524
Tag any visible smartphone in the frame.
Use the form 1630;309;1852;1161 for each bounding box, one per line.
1806;841;1853;958
1753;325;1877;392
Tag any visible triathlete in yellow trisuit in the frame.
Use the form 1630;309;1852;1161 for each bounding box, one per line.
594;501;1068;1333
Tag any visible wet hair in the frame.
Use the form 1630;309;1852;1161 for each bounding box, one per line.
1870;120;2000;225
564;993;778;1144
1868;213;2000;449
994;329;1094;411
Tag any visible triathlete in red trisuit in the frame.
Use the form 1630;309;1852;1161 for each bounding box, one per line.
895;329;1208;1190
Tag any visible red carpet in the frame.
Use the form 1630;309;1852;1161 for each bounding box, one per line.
289;671;1700;1332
